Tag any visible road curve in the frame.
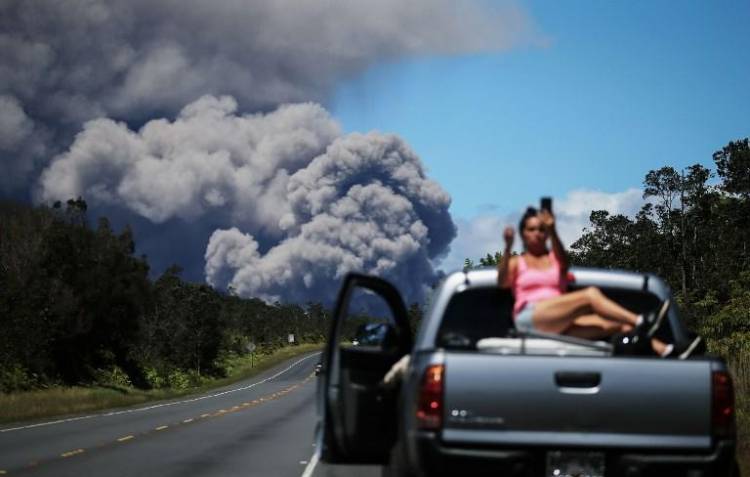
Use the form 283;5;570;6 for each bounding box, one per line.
0;352;322;477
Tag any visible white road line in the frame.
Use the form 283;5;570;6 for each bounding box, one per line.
300;451;320;477
1;352;321;433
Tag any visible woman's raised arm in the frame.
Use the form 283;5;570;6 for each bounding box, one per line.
539;209;569;273
497;226;516;288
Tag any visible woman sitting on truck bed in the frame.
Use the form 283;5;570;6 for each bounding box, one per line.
497;206;670;356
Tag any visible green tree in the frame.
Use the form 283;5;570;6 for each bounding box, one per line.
479;252;502;267
140;267;223;376
714;138;750;198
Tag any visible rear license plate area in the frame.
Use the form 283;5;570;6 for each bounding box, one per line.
546;450;605;477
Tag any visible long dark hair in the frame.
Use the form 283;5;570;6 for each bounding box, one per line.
519;206;538;233
519;206;538;250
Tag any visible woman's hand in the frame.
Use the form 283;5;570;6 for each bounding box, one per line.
538;209;556;234
503;226;514;250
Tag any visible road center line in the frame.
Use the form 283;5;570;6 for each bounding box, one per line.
1;352;321;433
60;449;84;458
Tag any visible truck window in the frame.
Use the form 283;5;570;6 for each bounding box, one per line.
436;284;674;349
437;287;515;349
340;287;399;351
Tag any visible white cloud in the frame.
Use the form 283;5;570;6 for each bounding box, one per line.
438;187;646;272
554;188;644;246
438;214;506;273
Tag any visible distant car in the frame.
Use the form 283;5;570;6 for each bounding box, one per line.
316;268;738;477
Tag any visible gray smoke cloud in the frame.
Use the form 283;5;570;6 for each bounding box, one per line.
206;131;453;303
0;0;539;193
39;96;340;236
40;96;454;303
3;0;541;303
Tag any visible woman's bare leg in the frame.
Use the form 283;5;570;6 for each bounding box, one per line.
527;290;594;333
564;314;628;339
531;287;639;334
565;314;669;355
580;286;640;325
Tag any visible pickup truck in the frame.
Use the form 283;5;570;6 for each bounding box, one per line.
316;267;738;477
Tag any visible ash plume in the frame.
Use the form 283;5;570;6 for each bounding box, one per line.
0;0;538;194
2;0;541;303
40;96;455;303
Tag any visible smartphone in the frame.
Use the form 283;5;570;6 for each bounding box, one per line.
540;197;552;213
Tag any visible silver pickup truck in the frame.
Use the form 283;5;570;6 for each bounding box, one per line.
316;267;738;477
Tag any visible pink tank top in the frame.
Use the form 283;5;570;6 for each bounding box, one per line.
512;252;565;317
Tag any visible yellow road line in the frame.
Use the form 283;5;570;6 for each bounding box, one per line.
61;449;84;458
117;435;134;442
155;425;168;431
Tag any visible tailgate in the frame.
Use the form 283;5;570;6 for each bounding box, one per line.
442;354;712;450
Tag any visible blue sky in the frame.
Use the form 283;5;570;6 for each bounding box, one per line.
331;0;750;226
5;1;748;289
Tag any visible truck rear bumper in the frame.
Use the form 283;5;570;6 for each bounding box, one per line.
414;434;736;477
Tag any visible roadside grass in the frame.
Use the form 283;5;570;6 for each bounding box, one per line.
0;343;322;426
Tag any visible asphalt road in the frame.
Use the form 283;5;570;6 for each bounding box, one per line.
0;352;381;477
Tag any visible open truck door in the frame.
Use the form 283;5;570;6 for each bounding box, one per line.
318;273;413;464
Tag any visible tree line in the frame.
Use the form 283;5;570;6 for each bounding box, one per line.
0;199;333;392
466;138;750;356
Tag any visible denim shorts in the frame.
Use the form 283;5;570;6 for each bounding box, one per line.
514;303;536;331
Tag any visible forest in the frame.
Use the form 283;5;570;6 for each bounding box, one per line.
466;138;750;363
0;198;332;392
2;137;748;404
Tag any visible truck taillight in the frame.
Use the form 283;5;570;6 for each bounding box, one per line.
417;364;444;431
712;371;735;438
